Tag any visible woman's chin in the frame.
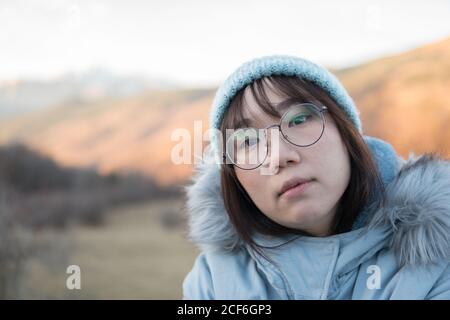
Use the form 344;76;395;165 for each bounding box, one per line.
282;205;327;229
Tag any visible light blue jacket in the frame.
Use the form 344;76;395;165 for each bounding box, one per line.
183;136;450;299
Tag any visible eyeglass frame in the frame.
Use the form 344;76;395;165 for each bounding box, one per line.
223;103;329;170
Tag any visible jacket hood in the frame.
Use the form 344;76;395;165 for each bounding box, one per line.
185;136;450;266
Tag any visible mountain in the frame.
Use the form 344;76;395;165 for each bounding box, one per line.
336;37;450;157
0;37;449;186
0;88;214;186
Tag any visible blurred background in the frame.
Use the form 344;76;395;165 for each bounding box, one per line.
0;0;449;299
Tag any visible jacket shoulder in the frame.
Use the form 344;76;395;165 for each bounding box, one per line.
183;249;251;299
183;248;277;299
426;262;450;299
182;253;215;299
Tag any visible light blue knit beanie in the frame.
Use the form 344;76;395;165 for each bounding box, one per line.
209;55;362;143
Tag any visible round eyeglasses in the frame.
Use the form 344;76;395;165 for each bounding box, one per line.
224;103;328;170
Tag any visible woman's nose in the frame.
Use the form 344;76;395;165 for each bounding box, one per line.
262;129;301;174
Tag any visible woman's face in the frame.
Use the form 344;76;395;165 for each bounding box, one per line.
234;84;351;236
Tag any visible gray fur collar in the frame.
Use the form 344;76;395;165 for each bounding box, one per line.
185;141;450;266
368;153;450;265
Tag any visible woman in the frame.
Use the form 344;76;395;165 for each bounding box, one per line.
182;55;450;299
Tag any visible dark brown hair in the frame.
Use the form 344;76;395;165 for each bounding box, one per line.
219;76;384;252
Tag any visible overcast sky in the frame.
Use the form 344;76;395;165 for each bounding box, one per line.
1;0;449;86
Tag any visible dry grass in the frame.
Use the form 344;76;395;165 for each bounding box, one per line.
19;197;199;299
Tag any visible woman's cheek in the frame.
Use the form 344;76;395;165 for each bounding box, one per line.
245;176;274;212
237;171;264;199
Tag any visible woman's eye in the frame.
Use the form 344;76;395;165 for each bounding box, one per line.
240;136;258;148
246;137;258;146
288;114;309;127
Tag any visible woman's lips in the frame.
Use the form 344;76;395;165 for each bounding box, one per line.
279;180;312;199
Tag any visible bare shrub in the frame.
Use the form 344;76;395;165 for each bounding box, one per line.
0;186;31;298
159;208;183;229
0;143;181;230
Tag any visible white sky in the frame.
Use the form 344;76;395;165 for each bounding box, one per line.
1;0;449;86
